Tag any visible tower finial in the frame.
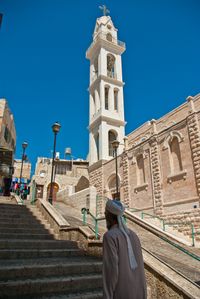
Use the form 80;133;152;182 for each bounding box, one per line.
99;5;110;16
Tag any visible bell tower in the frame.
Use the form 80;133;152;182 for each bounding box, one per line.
86;9;126;165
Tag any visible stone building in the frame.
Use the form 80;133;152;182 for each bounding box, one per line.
86;15;126;165
0;99;16;194
87;15;200;219
13;159;31;183
32;157;89;202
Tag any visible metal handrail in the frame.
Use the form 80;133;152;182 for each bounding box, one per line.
125;210;200;261
191;227;200;247
127;208;199;247
127;208;165;230
81;207;127;239
81;208;105;239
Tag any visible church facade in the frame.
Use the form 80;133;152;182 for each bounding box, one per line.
87;15;200;217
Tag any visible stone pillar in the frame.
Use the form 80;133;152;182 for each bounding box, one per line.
187;96;200;204
121;151;130;207
149;120;163;215
89;162;104;216
123;136;129;151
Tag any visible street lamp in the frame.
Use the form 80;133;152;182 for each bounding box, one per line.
48;122;61;204
19;141;28;194
112;139;120;200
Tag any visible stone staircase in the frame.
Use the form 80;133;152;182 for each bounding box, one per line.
0;200;103;298
127;210;198;246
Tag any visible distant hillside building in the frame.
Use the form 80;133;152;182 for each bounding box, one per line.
0;99;16;195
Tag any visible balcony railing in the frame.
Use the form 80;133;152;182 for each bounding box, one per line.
107;70;117;79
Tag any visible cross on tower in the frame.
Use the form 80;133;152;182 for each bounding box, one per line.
99;5;110;16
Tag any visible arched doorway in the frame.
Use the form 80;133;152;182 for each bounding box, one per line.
107;174;120;199
47;182;59;202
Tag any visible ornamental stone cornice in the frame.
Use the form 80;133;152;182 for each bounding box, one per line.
86;38;125;60
88;115;126;131
148;135;159;146
89;75;124;93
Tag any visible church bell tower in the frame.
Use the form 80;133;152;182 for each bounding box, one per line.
86;8;126;165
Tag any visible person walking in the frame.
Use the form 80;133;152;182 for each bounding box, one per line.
103;199;147;299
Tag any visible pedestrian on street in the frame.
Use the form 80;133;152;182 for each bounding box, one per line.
103;199;147;299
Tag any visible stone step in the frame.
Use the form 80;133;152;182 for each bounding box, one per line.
0;222;49;229
0;213;41;220
0;233;55;240
0;274;102;298
0;213;44;221
0;217;49;225
0;227;53;234
0;205;32;211
0;201;103;298
0;248;84;259
0;256;101;267
0;210;32;216
0;204;27;210
34;290;103;299
0;239;79;250
0;261;102;281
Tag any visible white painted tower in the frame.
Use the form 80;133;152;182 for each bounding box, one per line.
86;12;126;165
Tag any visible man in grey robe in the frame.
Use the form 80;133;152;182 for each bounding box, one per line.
103;199;147;299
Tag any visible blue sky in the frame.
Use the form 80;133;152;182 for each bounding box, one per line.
0;0;199;175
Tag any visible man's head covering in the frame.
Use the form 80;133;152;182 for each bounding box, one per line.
105;199;138;271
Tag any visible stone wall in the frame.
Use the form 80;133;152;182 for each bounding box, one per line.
57;186;97;216
90;94;200;218
0;99;16;151
32;157;89;201
13;160;31;180
89;161;104;216
162;208;200;243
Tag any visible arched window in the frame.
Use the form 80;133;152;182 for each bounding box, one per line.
106;33;112;42
95;133;99;160
114;89;118;111
169;137;182;173
108;131;117;157
105;86;109;110
107;54;116;78
136;154;145;185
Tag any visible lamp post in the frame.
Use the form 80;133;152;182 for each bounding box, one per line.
112;140;120;200
19;142;28;194
48;122;61;205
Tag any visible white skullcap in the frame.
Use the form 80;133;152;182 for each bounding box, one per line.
105;199;138;271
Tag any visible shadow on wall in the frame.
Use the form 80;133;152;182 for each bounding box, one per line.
75;176;89;193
